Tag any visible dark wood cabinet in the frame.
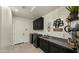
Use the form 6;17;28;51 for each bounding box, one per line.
48;42;73;53
33;17;44;30
39;38;49;53
39;38;76;53
48;42;64;53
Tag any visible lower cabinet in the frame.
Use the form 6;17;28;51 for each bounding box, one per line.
48;42;64;53
49;42;77;53
39;38;49;53
39;38;76;53
48;45;59;53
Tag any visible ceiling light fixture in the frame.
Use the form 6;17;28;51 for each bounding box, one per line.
30;6;36;12
15;9;19;12
22;6;26;9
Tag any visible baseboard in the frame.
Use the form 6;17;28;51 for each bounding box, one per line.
14;42;24;45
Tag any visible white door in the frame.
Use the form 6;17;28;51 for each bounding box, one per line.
13;17;30;44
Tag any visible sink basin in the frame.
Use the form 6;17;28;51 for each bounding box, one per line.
42;36;53;39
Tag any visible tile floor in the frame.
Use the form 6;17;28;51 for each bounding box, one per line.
0;43;44;53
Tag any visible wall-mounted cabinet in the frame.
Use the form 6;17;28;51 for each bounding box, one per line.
33;17;44;30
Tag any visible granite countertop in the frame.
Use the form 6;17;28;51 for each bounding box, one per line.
39;36;74;50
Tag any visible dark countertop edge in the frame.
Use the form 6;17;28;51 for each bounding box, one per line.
39;36;74;50
49;36;68;42
40;36;68;43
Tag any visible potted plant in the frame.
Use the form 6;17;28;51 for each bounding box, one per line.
66;6;79;21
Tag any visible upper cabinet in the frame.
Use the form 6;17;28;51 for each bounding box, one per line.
33;17;44;30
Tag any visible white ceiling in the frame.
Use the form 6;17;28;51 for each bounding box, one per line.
10;6;60;19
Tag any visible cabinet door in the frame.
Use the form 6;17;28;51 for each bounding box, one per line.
38;19;43;29
49;42;65;53
49;41;76;53
49;45;59;53
39;39;48;53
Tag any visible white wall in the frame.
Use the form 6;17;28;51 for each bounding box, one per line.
0;6;13;48
0;7;2;47
32;7;72;39
13;16;32;44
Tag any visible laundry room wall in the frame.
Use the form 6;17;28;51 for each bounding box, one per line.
32;7;72;39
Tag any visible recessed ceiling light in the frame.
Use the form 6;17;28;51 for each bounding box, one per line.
15;9;19;12
30;6;36;12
